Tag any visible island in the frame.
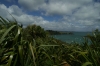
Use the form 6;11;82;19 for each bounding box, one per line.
46;30;73;35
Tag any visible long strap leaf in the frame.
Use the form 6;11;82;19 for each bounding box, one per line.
82;62;92;66
0;16;9;25
6;54;14;66
29;43;36;66
0;25;16;44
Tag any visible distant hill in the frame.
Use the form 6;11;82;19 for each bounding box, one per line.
46;30;73;35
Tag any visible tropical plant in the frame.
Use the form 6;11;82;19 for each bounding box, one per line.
0;16;100;66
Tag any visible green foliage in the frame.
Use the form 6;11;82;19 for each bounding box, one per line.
0;16;100;66
23;24;49;41
82;29;100;66
47;30;73;35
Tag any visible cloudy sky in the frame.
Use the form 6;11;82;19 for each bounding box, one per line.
0;0;100;31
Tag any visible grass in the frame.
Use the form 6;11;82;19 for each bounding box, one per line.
0;16;100;66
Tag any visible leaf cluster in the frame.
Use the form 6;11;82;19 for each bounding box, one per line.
0;16;100;66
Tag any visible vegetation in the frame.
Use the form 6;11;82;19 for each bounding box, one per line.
46;30;73;35
0;16;100;66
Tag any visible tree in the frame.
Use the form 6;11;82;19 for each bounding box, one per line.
23;24;48;41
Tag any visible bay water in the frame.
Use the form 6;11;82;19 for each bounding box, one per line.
52;32;92;44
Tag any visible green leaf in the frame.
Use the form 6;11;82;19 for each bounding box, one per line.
0;16;8;25
0;25;16;44
29;43;36;66
82;62;92;66
42;51;52;61
6;54;13;66
40;45;59;47
18;45;24;66
0;56;8;63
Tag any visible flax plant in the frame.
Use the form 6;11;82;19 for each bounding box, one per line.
0;16;100;66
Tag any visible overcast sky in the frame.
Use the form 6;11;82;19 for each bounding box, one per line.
0;0;100;31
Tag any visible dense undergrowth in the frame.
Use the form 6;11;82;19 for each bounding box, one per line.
0;16;100;66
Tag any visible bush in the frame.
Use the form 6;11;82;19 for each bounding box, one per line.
0;16;100;66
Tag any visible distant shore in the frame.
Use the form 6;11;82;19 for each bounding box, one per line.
46;30;73;35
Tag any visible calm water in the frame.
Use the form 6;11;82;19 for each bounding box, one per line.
52;32;92;43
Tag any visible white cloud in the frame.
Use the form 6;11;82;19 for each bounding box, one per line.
6;0;12;2
0;4;8;17
18;0;93;15
0;4;47;27
0;0;100;31
0;4;80;31
43;0;93;15
0;4;24;19
18;0;45;10
73;4;100;20
6;0;16;3
8;5;24;16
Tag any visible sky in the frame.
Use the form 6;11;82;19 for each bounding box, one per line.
0;0;100;32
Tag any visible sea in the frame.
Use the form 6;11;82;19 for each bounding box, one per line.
52;32;92;44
